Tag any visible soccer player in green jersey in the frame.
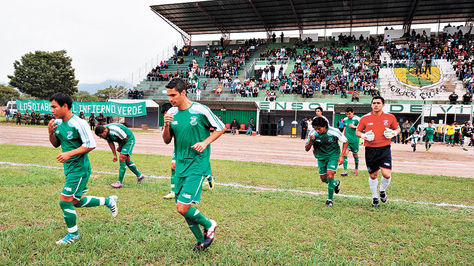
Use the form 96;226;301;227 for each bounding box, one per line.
95;123;144;188
305;117;348;207
341;107;361;176
48;93;117;245
423;121;435;152
163;78;224;252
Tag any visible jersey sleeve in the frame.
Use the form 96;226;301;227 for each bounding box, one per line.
108;125;127;140
305;128;316;144
200;105;225;131
390;114;399;130
356;116;366;132
77;119;96;148
329;127;348;143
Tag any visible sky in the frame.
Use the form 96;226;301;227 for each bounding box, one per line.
0;1;464;88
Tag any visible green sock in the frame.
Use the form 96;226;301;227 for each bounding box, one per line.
59;201;78;235
170;170;175;192
354;156;359;170
343;156;348;171
185;217;204;243
118;161;126;183
208;175;214;182
183;207;212;229
126;160;142;177
327;178;335;201
76;196;110;207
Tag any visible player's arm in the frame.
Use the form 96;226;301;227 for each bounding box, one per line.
192;129;225;153
339;141;349;165
57;120;96;163
107;141;118;162
48;119;60;148
57;146;95;163
305;130;315;151
162;113;173;144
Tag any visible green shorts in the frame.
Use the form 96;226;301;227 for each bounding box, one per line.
425;135;434;142
348;142;359;154
317;157;339;175
173;175;207;205
446;135;454;142
61;174;90;201
120;138;135;156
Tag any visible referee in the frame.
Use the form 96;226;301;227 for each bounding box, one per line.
356;96;401;207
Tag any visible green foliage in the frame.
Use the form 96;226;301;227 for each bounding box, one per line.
95;85;126;101
74;91;99;102
8;50;78;99
0;84;20;105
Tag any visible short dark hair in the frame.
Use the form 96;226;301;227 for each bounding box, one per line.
371;96;385;104
94;125;106;135
165;78;187;93
345;107;354;112
161;102;173;114
315;107;324;112
312;117;328;128
50;92;73;110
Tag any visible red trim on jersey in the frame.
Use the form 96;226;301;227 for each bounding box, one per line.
357;111;399;147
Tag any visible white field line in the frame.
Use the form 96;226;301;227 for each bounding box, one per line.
1;161;473;210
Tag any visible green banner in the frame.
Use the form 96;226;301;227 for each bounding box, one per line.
16;99;147;117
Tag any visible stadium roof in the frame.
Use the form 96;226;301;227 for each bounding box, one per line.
151;0;474;35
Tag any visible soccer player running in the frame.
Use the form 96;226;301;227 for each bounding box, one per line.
341;107;361;176
305;117;348;207
162;78;224;252
423;121;435;152
356;96;400;207
95;123;144;188
48;93;117;245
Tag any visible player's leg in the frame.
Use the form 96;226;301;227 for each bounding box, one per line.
72;177;117;217
325;169;339;207
350;142;360;175
378;146;393;203
122;139;144;183
342;149;349;176
176;175;216;250
164;161;176;199
56;176;83;244
365;147;380;207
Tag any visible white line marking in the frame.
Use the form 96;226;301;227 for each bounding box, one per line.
1;161;473;209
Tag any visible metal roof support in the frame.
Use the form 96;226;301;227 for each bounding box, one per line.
150;7;191;45
195;2;229;35
349;0;353;36
403;0;421;35
248;0;272;36
288;0;303;39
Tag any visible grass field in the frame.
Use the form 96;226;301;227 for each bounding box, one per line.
0;144;473;264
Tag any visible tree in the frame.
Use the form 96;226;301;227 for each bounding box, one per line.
0;84;20;106
95;85;125;101
74;91;99;102
8;50;78;99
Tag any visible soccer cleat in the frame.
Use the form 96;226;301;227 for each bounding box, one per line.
203;219;217;249
372;198;380;207
207;175;215;190
107;195;118;217
340;171;348;177
334;179;341;194
56;233;79;245
191;242;204;252
137;174;145;184
354;169;359;176
462;147;468;151
163;192;175;199
380;191;387;203
110;181;122;188
325;199;333;207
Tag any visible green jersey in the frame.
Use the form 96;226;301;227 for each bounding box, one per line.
54;114;96;177
168;102;224;178
306;126;348;159
343;115;360;143
424;126;435;137
104;123;134;143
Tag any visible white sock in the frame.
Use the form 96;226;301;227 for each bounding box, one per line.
380;176;391;192
369;178;378;198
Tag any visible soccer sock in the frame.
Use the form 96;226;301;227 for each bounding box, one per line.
126;160;142;177
368;178;378;198
76;196;110;208
327;178;335;201
170;169;175;192
380;176;391;192
343;156;348;171
185;217;204;243
425;143;429;150
183;207;212;229
59;201;78;235
354;156;359;170
208;175;214;182
118;161;126;183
